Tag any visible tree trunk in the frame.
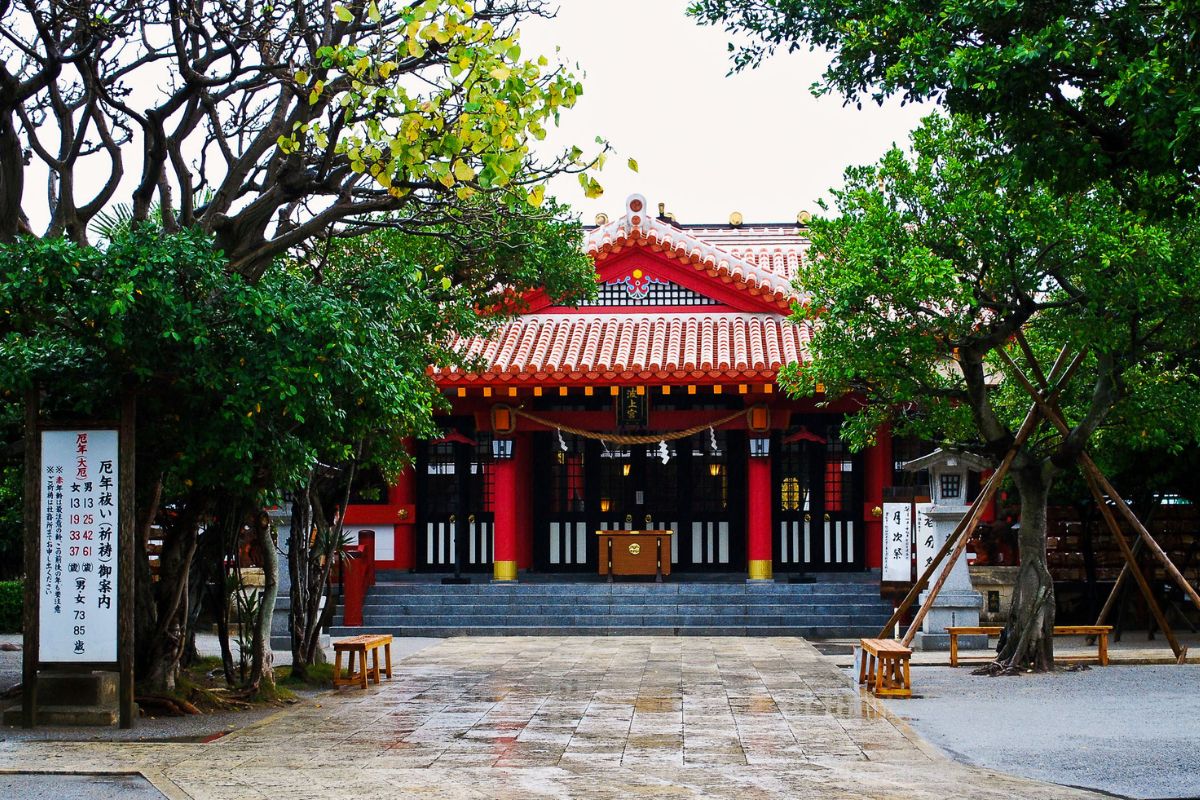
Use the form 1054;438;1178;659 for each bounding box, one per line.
996;465;1056;671
246;511;278;696
288;489;315;681
140;507;202;694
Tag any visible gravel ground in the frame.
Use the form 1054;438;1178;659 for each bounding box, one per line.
0;632;439;742
876;664;1200;800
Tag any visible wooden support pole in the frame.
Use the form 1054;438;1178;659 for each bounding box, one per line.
1091;537;1142;638
1082;469;1182;658
1086;458;1200;618
21;388;39;729
901;473;996;647
996;347;1186;659
875;347;1082;640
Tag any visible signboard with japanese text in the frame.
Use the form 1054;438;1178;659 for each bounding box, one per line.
38;430;118;663
881;502;913;582
915;502;937;577
616;386;648;428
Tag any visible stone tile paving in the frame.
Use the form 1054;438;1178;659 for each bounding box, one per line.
0;637;1103;799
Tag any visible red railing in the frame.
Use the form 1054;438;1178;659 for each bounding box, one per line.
339;530;376;626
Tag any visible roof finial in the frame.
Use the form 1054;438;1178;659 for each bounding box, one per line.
729;211;743;227
595;212;609;225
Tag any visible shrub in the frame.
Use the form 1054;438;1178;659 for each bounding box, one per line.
0;580;21;633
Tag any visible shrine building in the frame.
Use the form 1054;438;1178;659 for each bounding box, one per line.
340;194;896;590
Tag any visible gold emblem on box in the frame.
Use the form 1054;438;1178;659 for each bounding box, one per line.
628;543;641;555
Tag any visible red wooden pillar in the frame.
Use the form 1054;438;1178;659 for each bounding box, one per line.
388;438;417;570
515;431;534;569
862;426;892;571
747;450;773;581
493;449;518;581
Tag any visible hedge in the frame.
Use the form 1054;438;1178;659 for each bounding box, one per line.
0;580;21;633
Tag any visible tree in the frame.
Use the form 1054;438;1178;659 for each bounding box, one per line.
0;200;592;693
1;0;605;696
784;115;1200;670
0;0;605;274
689;0;1200;205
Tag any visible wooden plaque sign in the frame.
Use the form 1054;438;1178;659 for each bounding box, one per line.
616;386;648;428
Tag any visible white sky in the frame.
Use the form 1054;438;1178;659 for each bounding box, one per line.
521;0;929;225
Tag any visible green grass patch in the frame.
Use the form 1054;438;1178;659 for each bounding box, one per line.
276;661;336;689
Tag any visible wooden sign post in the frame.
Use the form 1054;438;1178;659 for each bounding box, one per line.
22;389;136;728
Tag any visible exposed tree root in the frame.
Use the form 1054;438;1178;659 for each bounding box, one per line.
137;693;200;716
971;661;1024;676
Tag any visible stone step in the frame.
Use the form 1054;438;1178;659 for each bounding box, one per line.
350;606;888;618
329;624;887;638
364;583;882;596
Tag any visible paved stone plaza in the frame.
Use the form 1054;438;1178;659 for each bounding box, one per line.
0;637;1101;799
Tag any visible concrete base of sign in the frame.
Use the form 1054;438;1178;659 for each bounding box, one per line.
3;670;127;726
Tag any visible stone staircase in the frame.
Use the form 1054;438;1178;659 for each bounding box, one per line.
329;575;893;638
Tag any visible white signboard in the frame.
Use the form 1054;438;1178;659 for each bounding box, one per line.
915;502;937;577
881;502;913;582
39;430;118;663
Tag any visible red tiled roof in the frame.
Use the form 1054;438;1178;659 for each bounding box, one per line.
432;195;817;387
433;312;811;384
584;196;806;310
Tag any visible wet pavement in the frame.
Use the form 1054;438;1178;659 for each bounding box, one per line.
0;637;1102;798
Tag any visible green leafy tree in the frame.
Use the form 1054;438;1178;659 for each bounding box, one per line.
785;116;1200;670
0;204;592;693
689;0;1200;205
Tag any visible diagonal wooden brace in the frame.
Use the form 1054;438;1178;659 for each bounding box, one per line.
997;346;1189;659
877;347;1084;642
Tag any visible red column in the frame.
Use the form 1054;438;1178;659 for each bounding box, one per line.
388;438;417;570
862;426;892;571
747;453;773;580
515;432;534;569
493;453;518;581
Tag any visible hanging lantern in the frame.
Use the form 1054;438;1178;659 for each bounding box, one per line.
747;404;770;433
491;404;516;435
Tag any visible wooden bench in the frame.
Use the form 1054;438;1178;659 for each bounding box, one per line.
333;634;393;689
946;625;1112;667
858;638;912;698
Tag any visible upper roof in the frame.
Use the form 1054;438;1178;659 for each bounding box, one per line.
432;195;812;387
582;194;805;312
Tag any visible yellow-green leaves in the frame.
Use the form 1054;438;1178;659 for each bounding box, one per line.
280;2;606;214
579;174;604;199
628;157;639;173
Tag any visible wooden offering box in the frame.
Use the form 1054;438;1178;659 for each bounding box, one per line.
597;530;673;582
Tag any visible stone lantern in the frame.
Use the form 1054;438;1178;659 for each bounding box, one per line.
902;448;991;651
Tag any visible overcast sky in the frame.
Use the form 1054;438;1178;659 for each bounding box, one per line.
521;1;929;225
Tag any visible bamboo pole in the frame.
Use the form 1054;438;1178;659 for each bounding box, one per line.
875;347;1082;641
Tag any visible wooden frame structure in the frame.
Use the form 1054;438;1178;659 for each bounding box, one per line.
879;341;1195;664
